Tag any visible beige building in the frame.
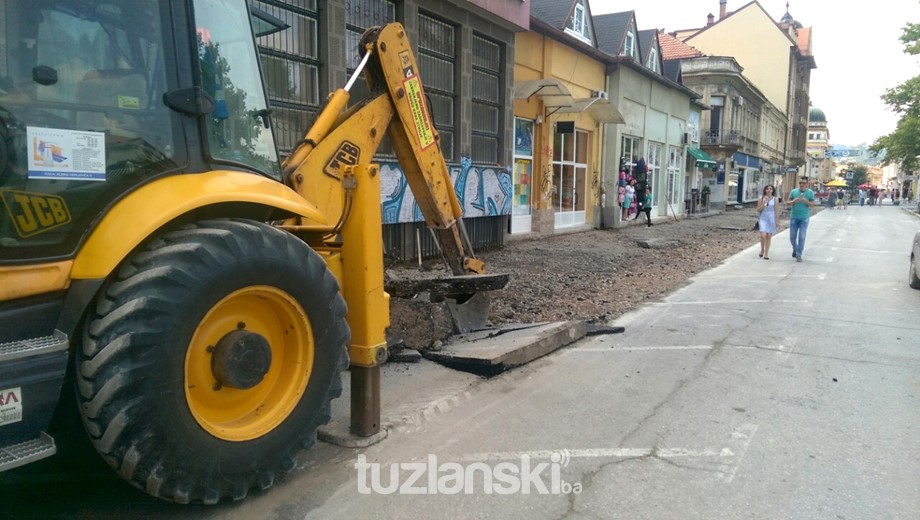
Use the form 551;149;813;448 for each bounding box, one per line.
671;0;815;198
806;107;835;182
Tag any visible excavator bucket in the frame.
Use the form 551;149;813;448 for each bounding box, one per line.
386;272;509;333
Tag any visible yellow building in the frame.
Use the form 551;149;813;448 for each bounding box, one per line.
512;0;624;235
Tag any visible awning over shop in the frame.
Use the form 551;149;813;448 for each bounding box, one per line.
555;97;625;124
687;147;716;167
514;79;572;100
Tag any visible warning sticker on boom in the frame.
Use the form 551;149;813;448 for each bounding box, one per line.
403;75;436;150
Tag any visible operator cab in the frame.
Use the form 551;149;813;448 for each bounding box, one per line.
0;0;281;263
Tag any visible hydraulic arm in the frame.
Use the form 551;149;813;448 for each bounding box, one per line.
282;22;484;276
279;22;504;438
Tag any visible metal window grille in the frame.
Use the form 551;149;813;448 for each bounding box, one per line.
345;0;396;156
418;13;456;161
471;34;502;164
253;0;320;157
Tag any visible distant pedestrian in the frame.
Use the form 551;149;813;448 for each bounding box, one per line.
640;188;653;227
621;179;635;222
859;188;866;206
827;189;837;209
788;177;815;262
756;184;779;259
837;189;847;210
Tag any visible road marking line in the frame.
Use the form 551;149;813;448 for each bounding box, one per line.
571;345;713;352
661;299;809;305
697;274;827;280
773;337;798;362
458;446;737;463
717;423;759;483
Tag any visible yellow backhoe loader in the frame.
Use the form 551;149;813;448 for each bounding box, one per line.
0;0;501;504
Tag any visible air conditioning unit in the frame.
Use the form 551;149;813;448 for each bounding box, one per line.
591;90;609;100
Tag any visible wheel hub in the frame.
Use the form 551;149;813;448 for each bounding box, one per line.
211;329;272;389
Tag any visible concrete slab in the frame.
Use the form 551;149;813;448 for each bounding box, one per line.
421;321;587;374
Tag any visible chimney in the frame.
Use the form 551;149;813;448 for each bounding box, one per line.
720;0;727;20
707;13;715;26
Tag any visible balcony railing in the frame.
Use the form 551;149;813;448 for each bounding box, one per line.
703;130;743;146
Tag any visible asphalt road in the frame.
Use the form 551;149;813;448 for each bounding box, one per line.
4;203;919;519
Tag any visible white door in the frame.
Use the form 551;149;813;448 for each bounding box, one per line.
553;129;588;228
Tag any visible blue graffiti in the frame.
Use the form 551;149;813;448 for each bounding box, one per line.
379;157;512;224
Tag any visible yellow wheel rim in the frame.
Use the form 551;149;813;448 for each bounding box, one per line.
185;286;313;441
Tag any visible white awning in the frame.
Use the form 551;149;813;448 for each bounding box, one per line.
555;97;625;124
514;79;572;100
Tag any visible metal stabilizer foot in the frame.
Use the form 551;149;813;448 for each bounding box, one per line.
350;365;381;437
318;364;388;448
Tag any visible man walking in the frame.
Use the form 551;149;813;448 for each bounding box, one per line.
788;178;815;262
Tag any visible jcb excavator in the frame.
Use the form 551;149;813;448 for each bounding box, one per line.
0;0;501;504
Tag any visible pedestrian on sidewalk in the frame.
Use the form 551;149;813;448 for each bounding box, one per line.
788;177;815;262
827;189;837;209
622;178;635;222
859;188;866;206
756;185;779;259
640;187;653;227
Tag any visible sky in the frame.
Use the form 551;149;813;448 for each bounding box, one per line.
592;0;920;146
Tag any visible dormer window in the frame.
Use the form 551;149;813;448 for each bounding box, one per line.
623;30;635;58
565;0;592;43
647;46;659;72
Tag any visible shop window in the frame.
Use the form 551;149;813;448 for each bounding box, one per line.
647;142;662;205
621;135;639;173
667;145;681;205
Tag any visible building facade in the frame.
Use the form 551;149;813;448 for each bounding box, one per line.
806;107;835;182
516;0;625;235
593;11;699;226
671;0;815;201
251;0;528;258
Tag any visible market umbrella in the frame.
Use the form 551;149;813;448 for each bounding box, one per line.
858;182;872;189
825;178;848;187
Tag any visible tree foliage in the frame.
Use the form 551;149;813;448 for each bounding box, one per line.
871;21;920;170
850;164;869;187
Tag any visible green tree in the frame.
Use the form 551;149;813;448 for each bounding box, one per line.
870;21;920;170
850;164;869;187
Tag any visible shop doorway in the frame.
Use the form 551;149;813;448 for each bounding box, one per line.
511;117;534;234
553;127;588;228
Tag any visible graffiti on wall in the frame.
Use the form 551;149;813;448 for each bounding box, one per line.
592;169;601;199
380;156;512;224
540;144;554;201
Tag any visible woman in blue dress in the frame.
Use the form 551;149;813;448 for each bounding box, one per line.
757;185;780;259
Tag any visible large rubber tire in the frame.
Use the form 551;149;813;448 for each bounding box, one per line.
75;219;350;504
910;253;920;289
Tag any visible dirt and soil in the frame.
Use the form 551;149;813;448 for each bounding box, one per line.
385;207;791;350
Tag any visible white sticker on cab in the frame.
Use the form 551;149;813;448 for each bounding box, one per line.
0;387;23;426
